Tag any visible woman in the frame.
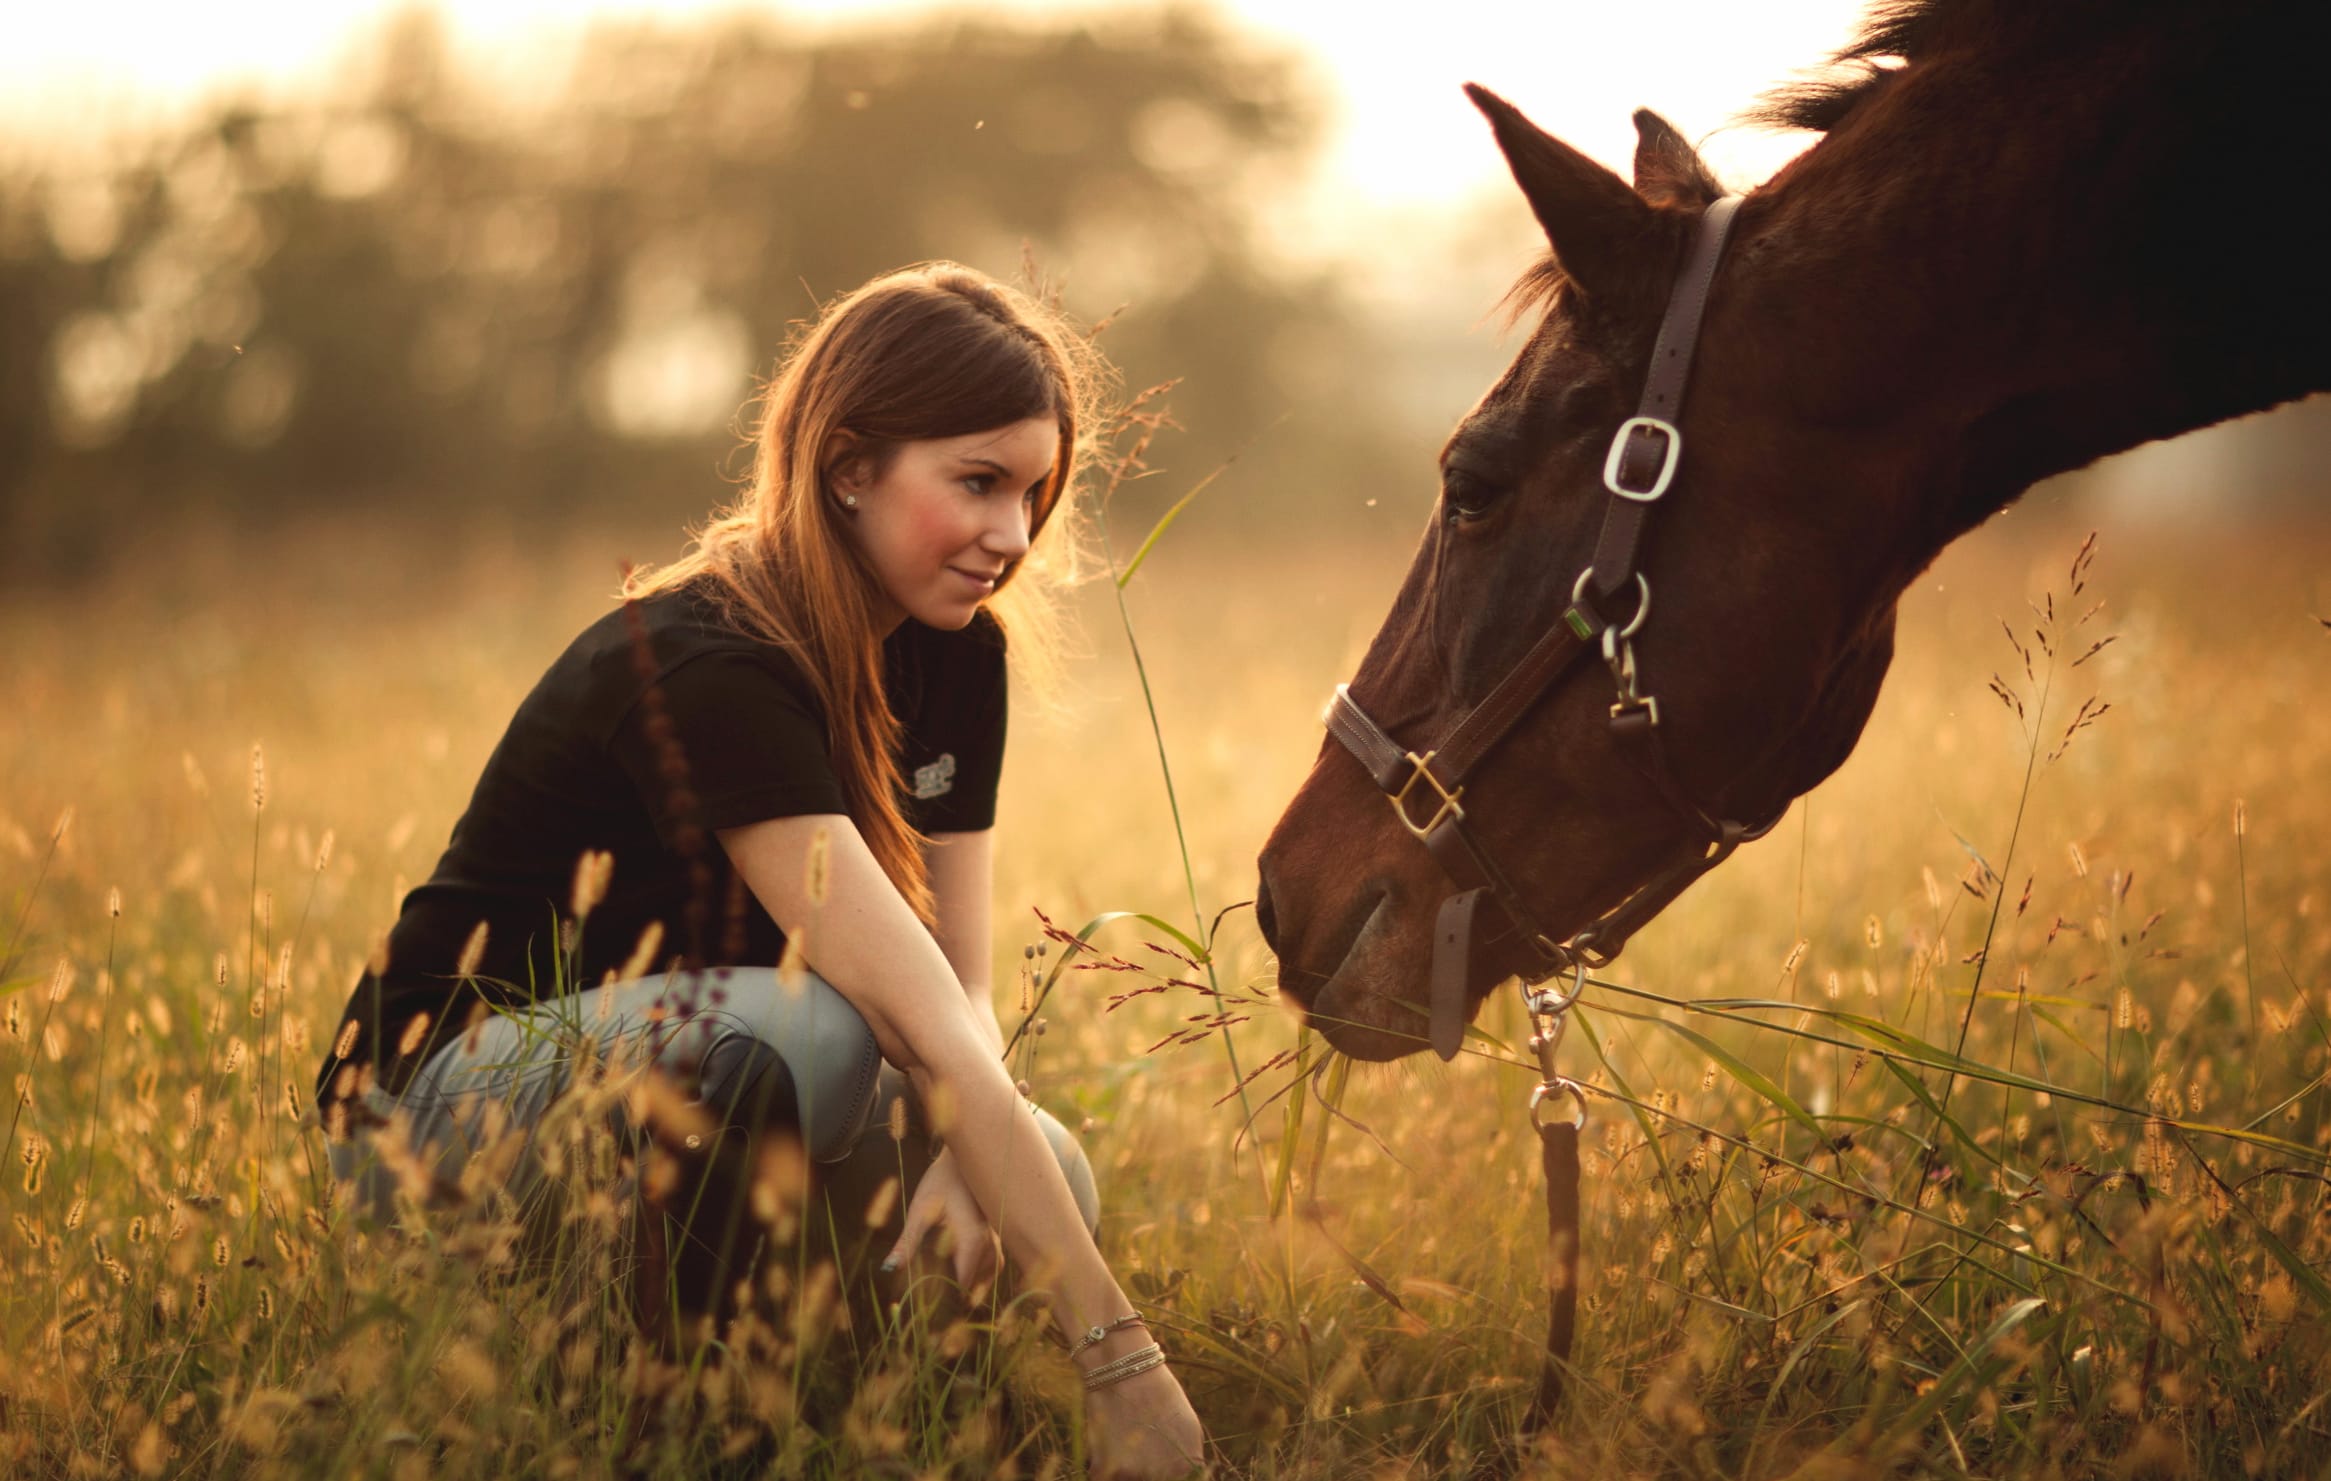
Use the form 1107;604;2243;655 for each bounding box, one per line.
314;263;1205;1477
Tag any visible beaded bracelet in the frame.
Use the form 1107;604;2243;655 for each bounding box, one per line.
1067;1313;1146;1358
1081;1342;1166;1392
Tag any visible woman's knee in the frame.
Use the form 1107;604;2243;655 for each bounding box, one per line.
666;968;882;1163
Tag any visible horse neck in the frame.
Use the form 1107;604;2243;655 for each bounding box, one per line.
1729;2;2328;557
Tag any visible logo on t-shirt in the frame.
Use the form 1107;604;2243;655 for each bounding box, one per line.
912;753;957;800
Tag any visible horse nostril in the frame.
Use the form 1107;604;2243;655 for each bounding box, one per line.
1253;872;1281;954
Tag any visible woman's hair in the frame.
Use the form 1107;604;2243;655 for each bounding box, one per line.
625;262;1106;922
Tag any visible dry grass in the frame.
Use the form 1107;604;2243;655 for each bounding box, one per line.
2;501;2327;1478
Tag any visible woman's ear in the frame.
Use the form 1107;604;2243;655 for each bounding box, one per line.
825;430;871;509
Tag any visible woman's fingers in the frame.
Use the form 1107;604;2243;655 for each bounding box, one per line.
946;1181;1001;1289
881;1179;940;1273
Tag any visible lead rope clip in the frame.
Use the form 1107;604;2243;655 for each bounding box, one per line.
1525;963;1590;1130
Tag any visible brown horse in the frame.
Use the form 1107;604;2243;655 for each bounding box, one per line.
1256;0;2330;1062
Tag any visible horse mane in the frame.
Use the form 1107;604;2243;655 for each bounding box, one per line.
1498;0;1970;324
1744;0;1967;134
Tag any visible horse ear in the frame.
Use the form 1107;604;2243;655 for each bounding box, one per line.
1465;83;1653;297
1631;109;1722;208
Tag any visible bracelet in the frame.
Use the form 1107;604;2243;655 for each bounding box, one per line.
1067;1313;1146;1358
1081;1342;1166;1392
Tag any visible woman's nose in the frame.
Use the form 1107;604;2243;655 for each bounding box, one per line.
984;497;1032;559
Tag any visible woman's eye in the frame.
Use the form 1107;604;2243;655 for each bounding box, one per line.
1441;469;1503;521
963;474;994;494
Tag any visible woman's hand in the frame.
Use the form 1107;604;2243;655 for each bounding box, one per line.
1086;1362;1207;1480
883;1147;1000;1292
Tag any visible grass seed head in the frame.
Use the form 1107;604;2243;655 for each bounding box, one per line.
249;742;266;811
396;1013;431;1058
568;848;614;919
617;921;664;984
455;922;489;979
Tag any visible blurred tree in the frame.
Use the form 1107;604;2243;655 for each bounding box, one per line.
0;5;1413;583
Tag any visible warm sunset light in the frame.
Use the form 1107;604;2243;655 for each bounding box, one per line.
5;0;1866;204
2;5;2325;1478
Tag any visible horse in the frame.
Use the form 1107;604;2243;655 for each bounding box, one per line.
1255;0;2331;1065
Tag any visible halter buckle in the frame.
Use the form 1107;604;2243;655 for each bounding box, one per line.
1603;416;1682;502
1389;751;1465;840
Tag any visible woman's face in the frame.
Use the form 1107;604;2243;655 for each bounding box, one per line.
839;416;1059;631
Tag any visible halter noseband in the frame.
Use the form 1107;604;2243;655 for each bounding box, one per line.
1323;194;1780;1064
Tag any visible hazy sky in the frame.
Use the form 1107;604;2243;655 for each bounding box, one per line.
6;0;1870;206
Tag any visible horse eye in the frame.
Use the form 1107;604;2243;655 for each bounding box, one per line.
1441;469;1503;522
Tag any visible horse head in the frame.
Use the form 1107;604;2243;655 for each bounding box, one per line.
1256;89;1907;1061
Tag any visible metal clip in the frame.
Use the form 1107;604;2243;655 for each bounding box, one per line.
1604;635;1663;728
1524;957;1589;1019
1529;1010;1570;1079
1530;1077;1589;1130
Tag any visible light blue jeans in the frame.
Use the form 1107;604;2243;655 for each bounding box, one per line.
325;966;1098;1236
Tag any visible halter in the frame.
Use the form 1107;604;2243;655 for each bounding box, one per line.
1320;194;1778;1423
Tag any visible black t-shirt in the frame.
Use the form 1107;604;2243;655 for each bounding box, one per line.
314;580;1006;1106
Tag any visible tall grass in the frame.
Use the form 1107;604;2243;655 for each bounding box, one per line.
1;504;2326;1478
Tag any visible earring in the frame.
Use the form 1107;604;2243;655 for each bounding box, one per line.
842;494;858;509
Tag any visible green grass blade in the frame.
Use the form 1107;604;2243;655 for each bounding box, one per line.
1115;466;1227;590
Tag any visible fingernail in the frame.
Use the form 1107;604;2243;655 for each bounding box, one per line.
879;1257;898;1273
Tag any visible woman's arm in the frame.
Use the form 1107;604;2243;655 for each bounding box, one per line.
715;813;1123;1330
924;829;1005;1055
716;813;1202;1475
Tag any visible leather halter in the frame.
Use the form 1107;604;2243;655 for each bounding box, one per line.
1320;194;1773;1427
1324;193;1779;1063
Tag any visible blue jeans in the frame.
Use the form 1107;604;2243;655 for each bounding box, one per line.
325;967;1097;1324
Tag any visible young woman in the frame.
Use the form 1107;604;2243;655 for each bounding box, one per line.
314;263;1206;1477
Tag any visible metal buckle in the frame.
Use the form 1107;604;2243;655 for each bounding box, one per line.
1389;750;1464;839
1603;416;1681;502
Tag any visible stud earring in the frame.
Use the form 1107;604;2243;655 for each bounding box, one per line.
842;494;858;509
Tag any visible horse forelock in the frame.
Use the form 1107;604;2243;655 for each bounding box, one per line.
1498;255;1574;331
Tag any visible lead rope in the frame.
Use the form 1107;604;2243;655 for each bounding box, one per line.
1523;963;1589;1425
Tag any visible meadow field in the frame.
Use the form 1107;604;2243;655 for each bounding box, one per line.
2;497;2327;1479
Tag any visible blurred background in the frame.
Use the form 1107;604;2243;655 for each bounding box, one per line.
3;19;2327;1470
6;0;2328;592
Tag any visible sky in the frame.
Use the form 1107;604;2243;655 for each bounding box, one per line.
3;0;1871;209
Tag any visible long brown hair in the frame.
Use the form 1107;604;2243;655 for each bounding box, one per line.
625;263;1104;922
